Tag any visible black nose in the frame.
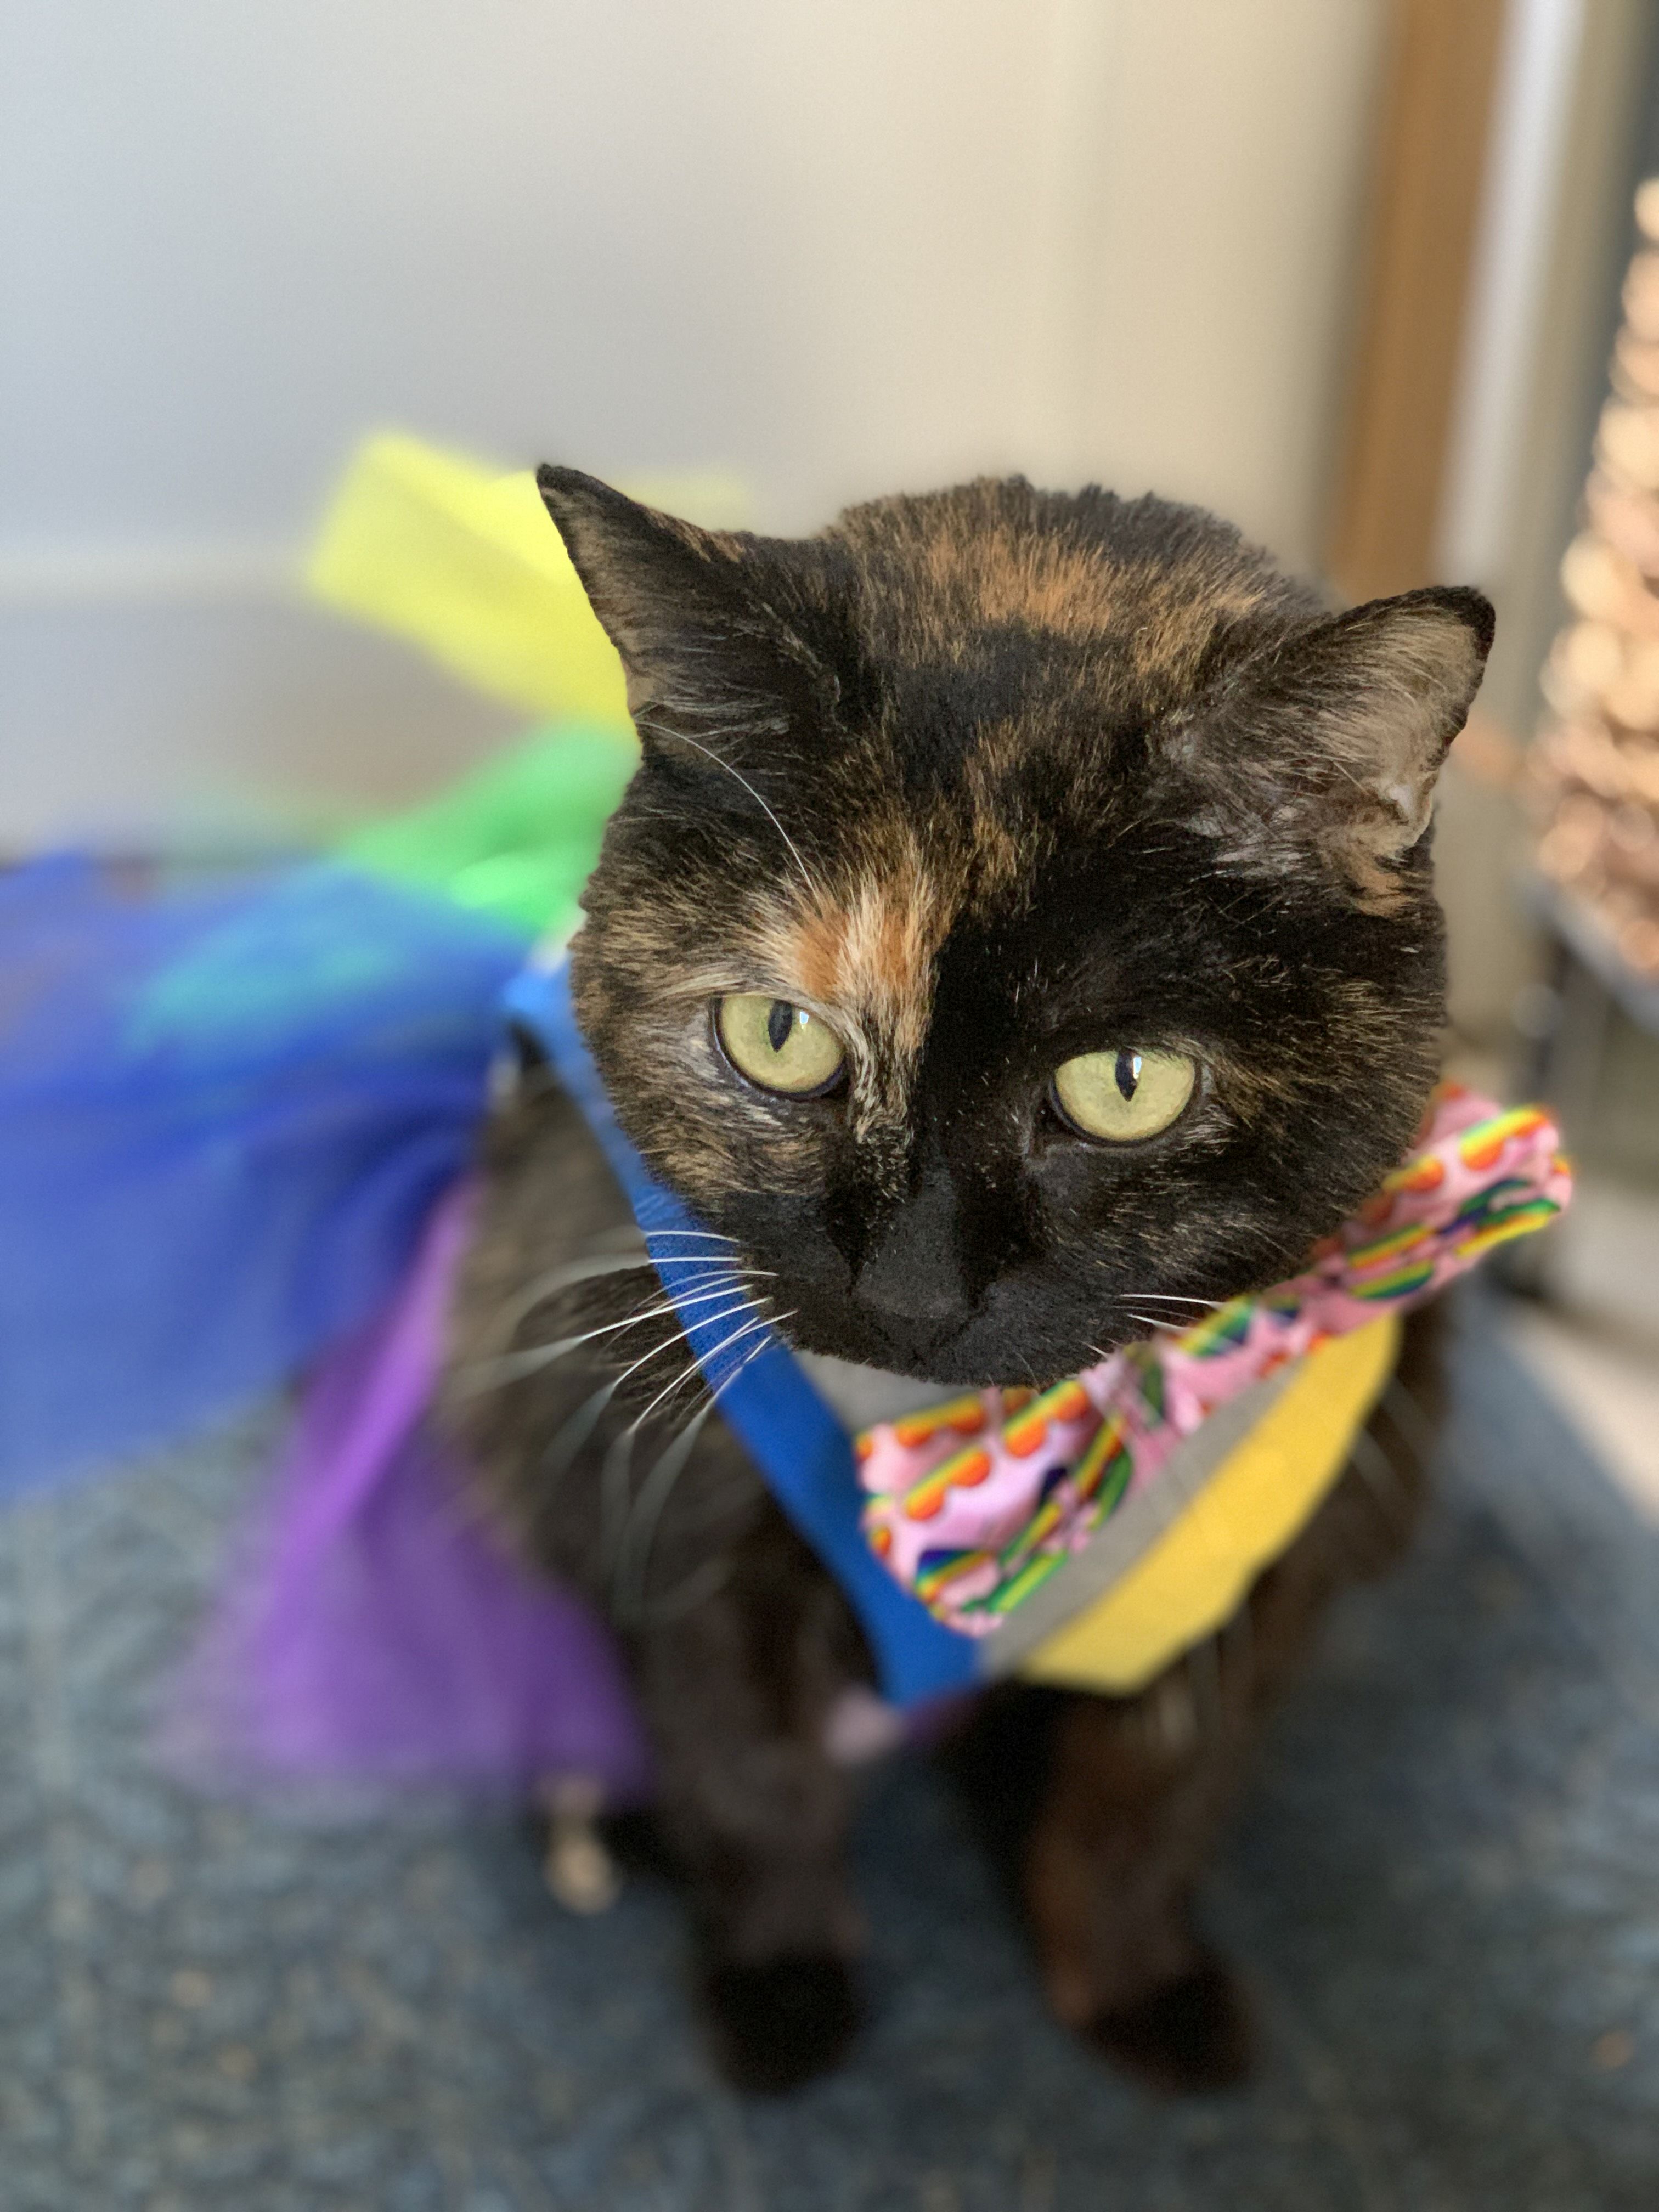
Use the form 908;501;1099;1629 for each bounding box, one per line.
851;1168;970;1361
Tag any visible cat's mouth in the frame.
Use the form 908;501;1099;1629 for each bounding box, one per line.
768;1302;1107;1396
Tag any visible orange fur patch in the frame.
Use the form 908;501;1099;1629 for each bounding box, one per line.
922;526;1118;640
744;825;966;1144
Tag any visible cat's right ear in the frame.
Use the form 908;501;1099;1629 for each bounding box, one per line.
537;466;828;745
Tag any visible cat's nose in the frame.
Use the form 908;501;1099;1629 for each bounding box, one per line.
851;1170;970;1356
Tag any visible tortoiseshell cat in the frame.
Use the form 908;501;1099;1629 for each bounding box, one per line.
443;469;1491;2094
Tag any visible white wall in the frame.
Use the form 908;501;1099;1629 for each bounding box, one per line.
0;0;1384;846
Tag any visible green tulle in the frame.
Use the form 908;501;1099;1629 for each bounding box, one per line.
339;721;637;939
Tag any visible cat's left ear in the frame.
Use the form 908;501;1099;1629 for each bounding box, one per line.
1165;585;1495;910
537;465;832;744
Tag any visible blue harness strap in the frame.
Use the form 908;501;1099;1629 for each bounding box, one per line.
503;961;979;1707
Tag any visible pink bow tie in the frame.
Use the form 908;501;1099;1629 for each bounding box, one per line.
856;1087;1571;1634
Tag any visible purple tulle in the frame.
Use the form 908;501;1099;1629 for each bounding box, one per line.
163;1179;653;1800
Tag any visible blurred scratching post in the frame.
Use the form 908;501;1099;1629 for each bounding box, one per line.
1323;0;1515;1080
1529;183;1659;983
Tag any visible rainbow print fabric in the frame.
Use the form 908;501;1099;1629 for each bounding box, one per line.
856;1085;1571;1635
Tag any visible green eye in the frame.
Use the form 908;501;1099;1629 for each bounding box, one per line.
715;994;847;1097
1052;1047;1196;1142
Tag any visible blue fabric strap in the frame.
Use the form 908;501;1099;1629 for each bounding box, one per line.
502;960;979;1707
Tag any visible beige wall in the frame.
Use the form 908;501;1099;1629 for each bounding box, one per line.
1;0;1384;846
1030;0;1385;573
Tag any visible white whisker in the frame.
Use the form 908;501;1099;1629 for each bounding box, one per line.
490;1250;656;1345
455;1277;767;1392
600;1293;762;1369
640;1262;773;1291
556;1274;766;1346
619;1309;792;1628
536;1375;624;1488
637;723;811;888
699;1324;778;1421
625;1293;785;1436
700;1305;789;1376
653;1261;776;1283
623;1328;786;1623
627;1334;740;1436
613;1400;718;1622
605;1322;703;1401
601;1299;777;1601
1118;1292;1224;1311
599;1423;637;1579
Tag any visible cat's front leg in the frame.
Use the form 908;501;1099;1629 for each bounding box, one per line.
627;1500;868;2095
1024;1349;1437;2095
1024;1659;1259;2094
1024;1545;1359;2094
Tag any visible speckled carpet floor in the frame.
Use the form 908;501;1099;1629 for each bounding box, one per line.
5;1288;1659;2212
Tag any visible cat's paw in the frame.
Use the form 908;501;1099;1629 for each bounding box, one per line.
701;1953;863;2095
1086;1950;1254;2095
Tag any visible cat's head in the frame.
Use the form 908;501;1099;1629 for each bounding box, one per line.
540;467;1492;1388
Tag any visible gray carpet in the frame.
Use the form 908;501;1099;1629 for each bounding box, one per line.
5;1290;1659;2211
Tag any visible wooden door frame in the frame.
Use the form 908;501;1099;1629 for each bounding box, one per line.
1324;0;1510;605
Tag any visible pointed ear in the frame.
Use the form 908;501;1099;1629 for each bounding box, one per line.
537;465;830;743
1164;585;1495;911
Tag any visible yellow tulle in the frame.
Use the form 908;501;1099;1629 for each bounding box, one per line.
306;431;747;724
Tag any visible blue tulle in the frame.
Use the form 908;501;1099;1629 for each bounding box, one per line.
0;854;527;1500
